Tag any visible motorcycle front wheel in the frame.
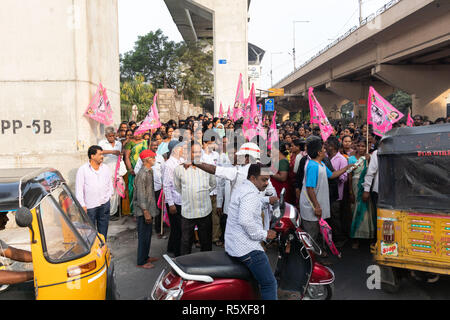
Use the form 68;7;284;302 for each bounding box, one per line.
303;283;334;300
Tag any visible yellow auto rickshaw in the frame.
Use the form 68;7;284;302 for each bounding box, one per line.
0;168;119;300
371;124;450;292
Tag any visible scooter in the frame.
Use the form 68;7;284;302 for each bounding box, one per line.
150;190;334;300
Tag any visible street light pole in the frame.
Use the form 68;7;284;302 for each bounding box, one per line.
359;0;363;26
271;52;283;87
293;20;310;72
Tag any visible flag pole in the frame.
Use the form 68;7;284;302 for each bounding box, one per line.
161;192;165;236
366;122;369;154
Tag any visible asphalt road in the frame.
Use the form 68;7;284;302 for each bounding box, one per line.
107;216;450;300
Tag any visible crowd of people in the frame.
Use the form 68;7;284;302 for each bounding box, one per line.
73;111;449;296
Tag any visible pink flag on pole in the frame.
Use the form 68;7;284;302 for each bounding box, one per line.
158;189;170;227
406;111;414;127
367;86;404;137
84;83;114;125
308;87;333;142
134;94;161;135
114;155;126;198
243;84;261;141
232;73;245;121
268;111;278;150
219;102;224;118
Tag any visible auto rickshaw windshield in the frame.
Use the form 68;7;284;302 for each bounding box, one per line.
37;185;97;263
377;124;450;214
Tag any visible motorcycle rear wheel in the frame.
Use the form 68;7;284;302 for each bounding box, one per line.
303;283;333;300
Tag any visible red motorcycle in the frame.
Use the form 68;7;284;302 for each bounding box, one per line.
150;191;334;300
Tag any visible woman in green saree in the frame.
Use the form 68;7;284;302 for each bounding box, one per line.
124;130;148;214
348;139;375;249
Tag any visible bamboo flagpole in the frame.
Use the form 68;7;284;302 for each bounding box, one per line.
366;122;369;154
161;191;165;236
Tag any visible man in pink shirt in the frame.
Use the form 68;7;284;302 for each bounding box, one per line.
325;137;348;247
76;145;113;240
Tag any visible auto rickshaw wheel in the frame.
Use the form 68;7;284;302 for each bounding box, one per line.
380;266;401;294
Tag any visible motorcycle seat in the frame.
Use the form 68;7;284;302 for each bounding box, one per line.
173;251;254;281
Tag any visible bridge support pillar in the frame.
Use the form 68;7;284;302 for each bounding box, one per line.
372;64;450;120
190;0;249;115
313;91;347;121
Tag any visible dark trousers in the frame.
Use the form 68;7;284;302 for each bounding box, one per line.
219;213;228;243
329;200;346;242
137;216;153;265
154;190;162;234
87;200;110;240
180;214;212;256
167;204;182;257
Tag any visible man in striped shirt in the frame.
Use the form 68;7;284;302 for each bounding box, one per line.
174;141;216;255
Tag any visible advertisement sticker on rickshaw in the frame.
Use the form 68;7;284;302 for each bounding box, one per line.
381;241;398;256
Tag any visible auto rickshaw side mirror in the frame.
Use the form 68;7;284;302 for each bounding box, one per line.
15;207;37;244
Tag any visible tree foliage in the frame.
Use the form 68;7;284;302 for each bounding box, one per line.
174;41;213;105
120;29;213;107
386;90;412;116
120;74;154;122
120;29;180;89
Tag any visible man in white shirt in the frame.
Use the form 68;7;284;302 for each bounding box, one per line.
163;140;185;257
175;142;216;255
225;163;277;300
362;149;379;213
215;136;232;245
195;142;278;236
201;138;221;246
98;127;122;218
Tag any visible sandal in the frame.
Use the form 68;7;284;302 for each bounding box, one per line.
214;241;224;247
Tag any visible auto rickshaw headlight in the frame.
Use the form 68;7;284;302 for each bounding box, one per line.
67;260;97;278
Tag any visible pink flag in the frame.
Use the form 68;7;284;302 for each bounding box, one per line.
407;111;414;127
232;73;245;121
319;218;341;258
158;189;170;227
134;94;161;135
268;111;278;150
84;83;114;125
367;86;404;137
114;155;125;198
243;84;260;141
219;102;224;118
308;87;333;142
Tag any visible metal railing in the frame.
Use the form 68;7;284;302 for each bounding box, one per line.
275;0;402;86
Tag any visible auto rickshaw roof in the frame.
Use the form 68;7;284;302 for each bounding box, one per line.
378;123;450;155
0;168;65;212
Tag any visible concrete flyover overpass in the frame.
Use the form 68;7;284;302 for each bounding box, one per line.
273;0;450;122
